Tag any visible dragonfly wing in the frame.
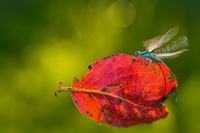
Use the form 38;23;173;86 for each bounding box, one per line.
153;36;188;54
143;27;179;52
152;36;189;59
143;35;162;51
153;49;189;59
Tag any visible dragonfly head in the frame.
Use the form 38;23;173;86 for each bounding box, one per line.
135;51;141;56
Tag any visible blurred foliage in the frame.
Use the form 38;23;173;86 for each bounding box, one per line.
0;0;199;133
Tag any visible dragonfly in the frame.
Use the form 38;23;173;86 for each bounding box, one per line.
135;27;189;63
135;27;189;102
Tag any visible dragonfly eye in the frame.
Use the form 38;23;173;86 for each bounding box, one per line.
135;51;140;55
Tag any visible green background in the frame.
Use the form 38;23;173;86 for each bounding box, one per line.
0;0;199;133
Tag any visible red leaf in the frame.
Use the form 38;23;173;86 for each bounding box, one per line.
57;54;177;127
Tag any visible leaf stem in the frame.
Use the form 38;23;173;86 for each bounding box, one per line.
55;83;161;109
55;82;73;96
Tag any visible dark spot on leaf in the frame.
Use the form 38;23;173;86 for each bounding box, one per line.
162;95;168;101
117;99;124;104
148;91;151;94
132;58;136;63
88;93;93;98
88;65;92;70
101;88;107;92
86;111;90;114
74;100;78;104
134;93;142;100
149;111;153;115
73;77;79;83
168;72;176;82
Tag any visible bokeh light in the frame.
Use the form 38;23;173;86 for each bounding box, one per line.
108;0;136;28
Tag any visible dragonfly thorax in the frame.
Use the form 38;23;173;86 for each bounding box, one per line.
135;50;163;62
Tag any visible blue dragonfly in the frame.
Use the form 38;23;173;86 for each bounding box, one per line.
135;27;188;63
135;27;189;102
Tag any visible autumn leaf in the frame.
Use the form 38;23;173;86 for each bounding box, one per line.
56;54;177;127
